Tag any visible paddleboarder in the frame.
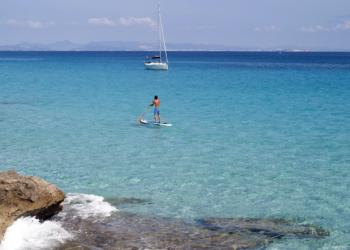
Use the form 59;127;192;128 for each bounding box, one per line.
149;95;161;123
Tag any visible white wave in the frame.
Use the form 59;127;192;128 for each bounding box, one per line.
0;193;116;250
0;217;73;250
62;193;117;219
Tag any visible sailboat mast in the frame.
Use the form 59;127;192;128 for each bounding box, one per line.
159;9;168;64
158;5;161;63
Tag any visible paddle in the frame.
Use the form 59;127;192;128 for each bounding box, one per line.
137;105;150;122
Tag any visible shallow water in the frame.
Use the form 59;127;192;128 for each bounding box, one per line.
1;51;350;249
1;194;329;250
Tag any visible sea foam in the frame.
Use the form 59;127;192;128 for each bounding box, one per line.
0;193;117;250
62;193;118;219
0;217;72;250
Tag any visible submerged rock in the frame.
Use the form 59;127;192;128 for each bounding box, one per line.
55;212;269;250
199;217;330;238
0;170;66;243
0;101;28;105
54;208;330;249
105;197;151;206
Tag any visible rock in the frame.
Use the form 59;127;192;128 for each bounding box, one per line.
0;170;66;243
199;217;330;238
105;197;151;206
55;212;269;250
51;195;330;249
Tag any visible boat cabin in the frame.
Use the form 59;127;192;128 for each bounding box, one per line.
145;56;161;64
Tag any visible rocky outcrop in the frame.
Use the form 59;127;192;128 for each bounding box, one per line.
0;170;66;243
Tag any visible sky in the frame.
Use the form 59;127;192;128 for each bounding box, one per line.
0;0;350;50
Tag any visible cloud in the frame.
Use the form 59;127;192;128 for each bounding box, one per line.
174;25;215;31
328;14;350;25
333;21;350;31
327;15;350;31
0;19;54;28
196;25;216;30
139;45;152;49
297;20;350;33
87;17;156;28
28;21;54;28
298;26;321;33
4;19;22;25
0;19;24;25
118;17;156;27
298;26;315;33
65;21;80;25
297;25;335;33
254;25;280;33
253;27;262;32
265;25;280;32
174;25;191;31
28;21;42;28
88;18;115;26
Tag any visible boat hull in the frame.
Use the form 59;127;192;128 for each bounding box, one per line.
145;63;168;70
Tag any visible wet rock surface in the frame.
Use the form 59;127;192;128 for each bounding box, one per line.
55;213;266;250
199;217;330;239
105;197;151;207
54;211;329;250
0;170;66;243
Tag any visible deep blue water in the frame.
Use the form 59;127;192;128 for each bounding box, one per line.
1;51;350;249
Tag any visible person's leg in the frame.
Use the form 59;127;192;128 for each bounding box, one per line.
154;114;157;123
158;114;161;123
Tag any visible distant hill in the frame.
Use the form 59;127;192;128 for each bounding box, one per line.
0;40;347;52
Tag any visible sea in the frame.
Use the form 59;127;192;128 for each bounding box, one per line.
0;51;349;249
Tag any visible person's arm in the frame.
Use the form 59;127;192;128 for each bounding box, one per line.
149;100;154;106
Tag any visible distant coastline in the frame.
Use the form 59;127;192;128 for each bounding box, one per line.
0;40;348;52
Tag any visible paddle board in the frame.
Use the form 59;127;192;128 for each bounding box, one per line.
140;119;172;126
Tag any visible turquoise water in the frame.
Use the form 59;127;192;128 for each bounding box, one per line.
1;51;350;248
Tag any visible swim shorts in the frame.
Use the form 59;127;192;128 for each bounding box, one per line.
154;108;160;115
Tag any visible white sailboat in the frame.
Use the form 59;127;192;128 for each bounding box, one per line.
145;6;168;70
